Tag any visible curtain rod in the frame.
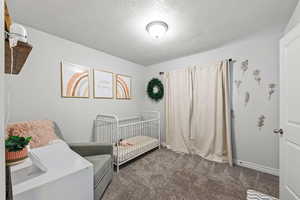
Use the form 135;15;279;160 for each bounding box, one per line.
159;58;233;75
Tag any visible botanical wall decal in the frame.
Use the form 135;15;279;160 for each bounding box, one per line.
253;69;261;85
268;83;276;100
241;60;249;75
257;115;266;131
235;80;242;90
244;92;250;106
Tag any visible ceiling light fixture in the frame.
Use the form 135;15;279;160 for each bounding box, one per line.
146;21;168;39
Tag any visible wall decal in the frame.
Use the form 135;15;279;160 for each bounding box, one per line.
241;60;249;75
244;92;250;106
268;83;276;100
257;115;266;131
60;61;90;98
235;80;242;91
253;69;261;85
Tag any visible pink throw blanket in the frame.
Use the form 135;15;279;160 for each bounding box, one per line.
6;120;58;149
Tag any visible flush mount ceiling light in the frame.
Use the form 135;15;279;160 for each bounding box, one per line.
146;21;168;39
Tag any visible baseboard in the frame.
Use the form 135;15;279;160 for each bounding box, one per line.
160;145;279;176
234;160;279;176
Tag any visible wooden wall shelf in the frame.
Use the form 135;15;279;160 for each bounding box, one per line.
5;40;33;75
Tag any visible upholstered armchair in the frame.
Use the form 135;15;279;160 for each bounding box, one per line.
53;123;113;200
68;143;113;199
7;120;113;200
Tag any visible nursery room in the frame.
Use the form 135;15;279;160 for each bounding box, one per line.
1;0;300;200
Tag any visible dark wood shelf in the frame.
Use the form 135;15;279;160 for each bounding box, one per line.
5;40;33;75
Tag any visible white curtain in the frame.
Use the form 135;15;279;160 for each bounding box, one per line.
165;68;192;154
165;61;233;165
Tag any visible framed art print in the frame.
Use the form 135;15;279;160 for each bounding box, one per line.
116;74;131;99
61;61;90;98
93;69;114;99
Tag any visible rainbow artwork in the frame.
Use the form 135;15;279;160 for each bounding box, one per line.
116;74;131;99
61;62;90;98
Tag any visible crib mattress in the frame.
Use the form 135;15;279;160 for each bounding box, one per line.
113;136;159;164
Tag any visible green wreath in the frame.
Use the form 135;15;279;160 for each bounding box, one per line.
147;78;164;102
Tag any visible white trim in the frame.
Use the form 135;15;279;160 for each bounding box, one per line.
161;144;279;176
234;160;279;176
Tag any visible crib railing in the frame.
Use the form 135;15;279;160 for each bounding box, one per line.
118;118;159;140
95;112;160;143
94;111;160;172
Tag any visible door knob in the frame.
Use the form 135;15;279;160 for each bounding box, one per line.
274;129;284;135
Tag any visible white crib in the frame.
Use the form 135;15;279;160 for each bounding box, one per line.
94;111;160;172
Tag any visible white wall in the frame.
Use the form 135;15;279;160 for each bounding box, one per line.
144;26;281;171
285;0;300;33
7;24;282;173
7;26;146;142
0;0;5;198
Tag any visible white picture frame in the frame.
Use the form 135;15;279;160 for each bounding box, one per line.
61;61;90;98
93;69;114;99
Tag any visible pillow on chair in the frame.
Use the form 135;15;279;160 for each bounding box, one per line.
6;120;58;149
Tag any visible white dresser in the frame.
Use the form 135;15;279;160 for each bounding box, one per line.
11;141;93;200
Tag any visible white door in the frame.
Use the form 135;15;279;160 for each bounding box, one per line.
279;23;300;200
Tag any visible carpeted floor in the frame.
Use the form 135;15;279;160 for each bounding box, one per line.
102;148;279;200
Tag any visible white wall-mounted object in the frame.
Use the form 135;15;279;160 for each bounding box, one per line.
9;23;28;42
11;141;93;200
5;23;28;48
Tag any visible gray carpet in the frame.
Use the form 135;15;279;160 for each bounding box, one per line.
102;148;279;200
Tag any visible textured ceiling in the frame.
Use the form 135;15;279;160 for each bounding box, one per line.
8;0;298;66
